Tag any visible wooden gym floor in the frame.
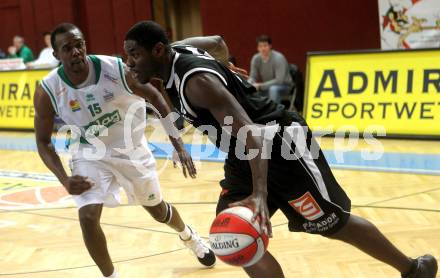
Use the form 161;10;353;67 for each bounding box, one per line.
0;127;439;278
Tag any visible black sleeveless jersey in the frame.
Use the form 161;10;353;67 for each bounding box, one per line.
165;45;286;149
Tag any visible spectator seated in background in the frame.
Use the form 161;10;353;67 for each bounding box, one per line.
248;34;293;105
7;35;34;63
0;48;6;59
27;32;58;69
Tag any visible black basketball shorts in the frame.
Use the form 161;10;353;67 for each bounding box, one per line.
216;112;351;236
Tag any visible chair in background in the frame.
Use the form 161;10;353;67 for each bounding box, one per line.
281;64;305;113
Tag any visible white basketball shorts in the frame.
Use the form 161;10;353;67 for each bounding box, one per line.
68;152;162;209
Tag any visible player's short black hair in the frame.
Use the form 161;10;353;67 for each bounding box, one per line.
51;23;82;50
256;34;272;45
125;21;169;50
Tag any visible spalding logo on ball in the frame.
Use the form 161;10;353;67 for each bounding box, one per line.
209;206;269;267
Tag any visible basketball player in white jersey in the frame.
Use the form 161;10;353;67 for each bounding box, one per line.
33;23;215;278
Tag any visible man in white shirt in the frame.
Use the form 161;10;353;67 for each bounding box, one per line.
27;32;58;69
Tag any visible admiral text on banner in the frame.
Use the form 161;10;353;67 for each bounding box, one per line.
304;49;440;137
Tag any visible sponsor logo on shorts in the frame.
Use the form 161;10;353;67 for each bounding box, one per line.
289;192;324;221
148;193;155;201
302;212;340;233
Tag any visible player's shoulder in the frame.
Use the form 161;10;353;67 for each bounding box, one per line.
90;54;121;66
172;44;214;60
43;66;59;79
89;55;124;79
174;46;216;67
172;44;196;53
41;65;61;85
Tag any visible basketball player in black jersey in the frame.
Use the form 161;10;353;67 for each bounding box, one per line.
123;21;437;278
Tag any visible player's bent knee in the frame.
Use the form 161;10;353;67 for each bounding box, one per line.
144;201;172;223
319;214;353;240
78;204;102;227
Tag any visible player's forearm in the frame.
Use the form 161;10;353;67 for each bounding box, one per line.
133;82;182;142
169;136;185;152
208;36;229;66
148;87;182;140
249;158;269;196
246;136;268;196
36;141;69;185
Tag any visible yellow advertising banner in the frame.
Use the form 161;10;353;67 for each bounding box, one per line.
304;49;440;137
0;69;50;129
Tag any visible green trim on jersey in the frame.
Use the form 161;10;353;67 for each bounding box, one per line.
117;58;133;94
89;55;102;84
57;66;75;88
57;55;102;89
40;80;59;114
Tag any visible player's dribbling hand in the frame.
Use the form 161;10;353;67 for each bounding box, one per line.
229;193;273;238
172;149;197;179
63;175;94;195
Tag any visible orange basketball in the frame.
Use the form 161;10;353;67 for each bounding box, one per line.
209;206;269;267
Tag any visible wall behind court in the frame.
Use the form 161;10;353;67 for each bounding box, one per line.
1;0;379;72
0;0;151;57
199;0;381;73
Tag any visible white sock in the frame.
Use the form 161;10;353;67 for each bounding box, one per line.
179;225;192;241
104;269;119;278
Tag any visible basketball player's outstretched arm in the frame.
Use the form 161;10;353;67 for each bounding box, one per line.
124;71;197;178
33;86;92;195
185;73;272;237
